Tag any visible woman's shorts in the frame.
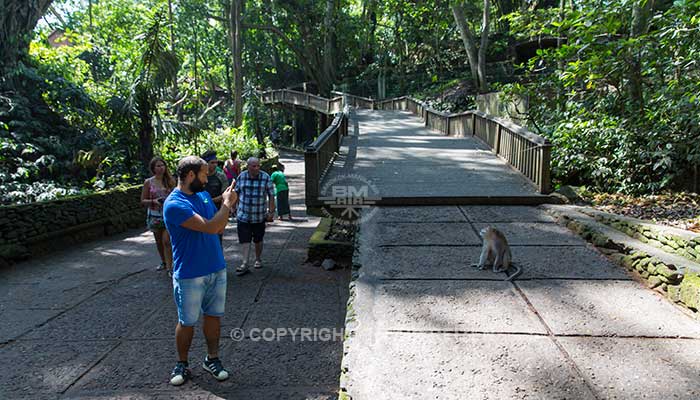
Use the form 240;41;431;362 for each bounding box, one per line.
146;212;165;231
172;268;227;326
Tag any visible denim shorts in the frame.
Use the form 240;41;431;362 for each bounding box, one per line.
172;268;227;326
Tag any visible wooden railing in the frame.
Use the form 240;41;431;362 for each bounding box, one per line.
374;96;552;194
260;89;343;114
303;111;349;205
261;88;552;195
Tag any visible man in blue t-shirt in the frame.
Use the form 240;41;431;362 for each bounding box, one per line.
163;156;237;386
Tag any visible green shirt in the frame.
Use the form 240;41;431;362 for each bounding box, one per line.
270;171;289;193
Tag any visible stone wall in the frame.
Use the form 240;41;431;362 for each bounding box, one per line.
593;214;700;263
475;91;529;127
0;186;145;266
556;214;700;313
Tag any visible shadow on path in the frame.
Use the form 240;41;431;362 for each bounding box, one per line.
0;151;349;400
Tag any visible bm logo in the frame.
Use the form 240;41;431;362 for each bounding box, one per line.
331;185;369;205
319;174;381;222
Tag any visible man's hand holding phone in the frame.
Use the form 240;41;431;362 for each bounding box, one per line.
222;180;237;209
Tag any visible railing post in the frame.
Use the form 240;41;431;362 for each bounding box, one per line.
539;144;552;194
305;150;320;207
472;114;476;136
495;124;502;154
446;116;451;136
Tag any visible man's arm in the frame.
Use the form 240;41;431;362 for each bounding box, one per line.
267;180;276;217
181;185;237;233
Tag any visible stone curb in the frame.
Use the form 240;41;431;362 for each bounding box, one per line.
542;205;700;313
572;206;700;264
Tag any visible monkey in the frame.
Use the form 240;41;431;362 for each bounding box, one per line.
471;227;522;281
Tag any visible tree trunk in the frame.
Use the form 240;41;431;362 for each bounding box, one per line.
167;0;178;99
229;0;244;128
262;0;283;83
193;23;199;101
323;0;336;90
451;3;479;89
136;88;155;169
0;0;54;73
477;0;491;92
628;0;654;114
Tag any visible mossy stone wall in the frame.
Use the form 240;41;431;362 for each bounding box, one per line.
0;186;145;265
555;213;700;313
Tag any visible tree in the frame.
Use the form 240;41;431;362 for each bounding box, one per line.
451;0;491;92
131;11;180;169
228;0;244;127
628;0;656;114
0;0;54;73
244;0;339;96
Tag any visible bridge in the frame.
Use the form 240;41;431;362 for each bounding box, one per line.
260;89;555;207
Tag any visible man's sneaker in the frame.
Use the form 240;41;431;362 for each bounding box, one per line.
254;260;263;269
156;262;166;271
202;356;229;381
235;263;250;276
170;361;191;386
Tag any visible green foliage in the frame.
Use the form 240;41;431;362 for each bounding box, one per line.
502;0;700;194
157;126;276;170
0;180;90;205
4;0;697;206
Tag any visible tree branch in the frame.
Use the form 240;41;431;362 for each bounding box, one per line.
243;23;323;85
206;13;226;23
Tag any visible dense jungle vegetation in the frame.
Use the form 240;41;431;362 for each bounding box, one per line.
1;0;698;205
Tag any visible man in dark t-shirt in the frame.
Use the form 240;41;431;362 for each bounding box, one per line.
201;150;229;208
201;150;229;244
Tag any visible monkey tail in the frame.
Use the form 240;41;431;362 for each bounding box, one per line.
504;264;522;282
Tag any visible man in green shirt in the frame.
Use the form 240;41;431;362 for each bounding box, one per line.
270;164;293;221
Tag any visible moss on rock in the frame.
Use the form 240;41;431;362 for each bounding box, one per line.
680;273;700;310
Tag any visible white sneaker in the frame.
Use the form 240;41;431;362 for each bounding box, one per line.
236;263;250;276
202;356;229;381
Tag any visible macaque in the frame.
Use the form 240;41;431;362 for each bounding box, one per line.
471;227;522;281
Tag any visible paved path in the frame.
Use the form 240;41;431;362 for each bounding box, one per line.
0;151;350;400
342;205;700;399
323;109;548;203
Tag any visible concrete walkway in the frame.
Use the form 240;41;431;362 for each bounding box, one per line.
0;151;350;400
342;205;700;399
323;109;549;203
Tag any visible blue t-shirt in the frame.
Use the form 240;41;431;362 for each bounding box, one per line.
163;189;225;279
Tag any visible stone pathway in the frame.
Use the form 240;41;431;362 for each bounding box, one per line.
0;151;350;400
342;205;700;399
323;109;550;203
